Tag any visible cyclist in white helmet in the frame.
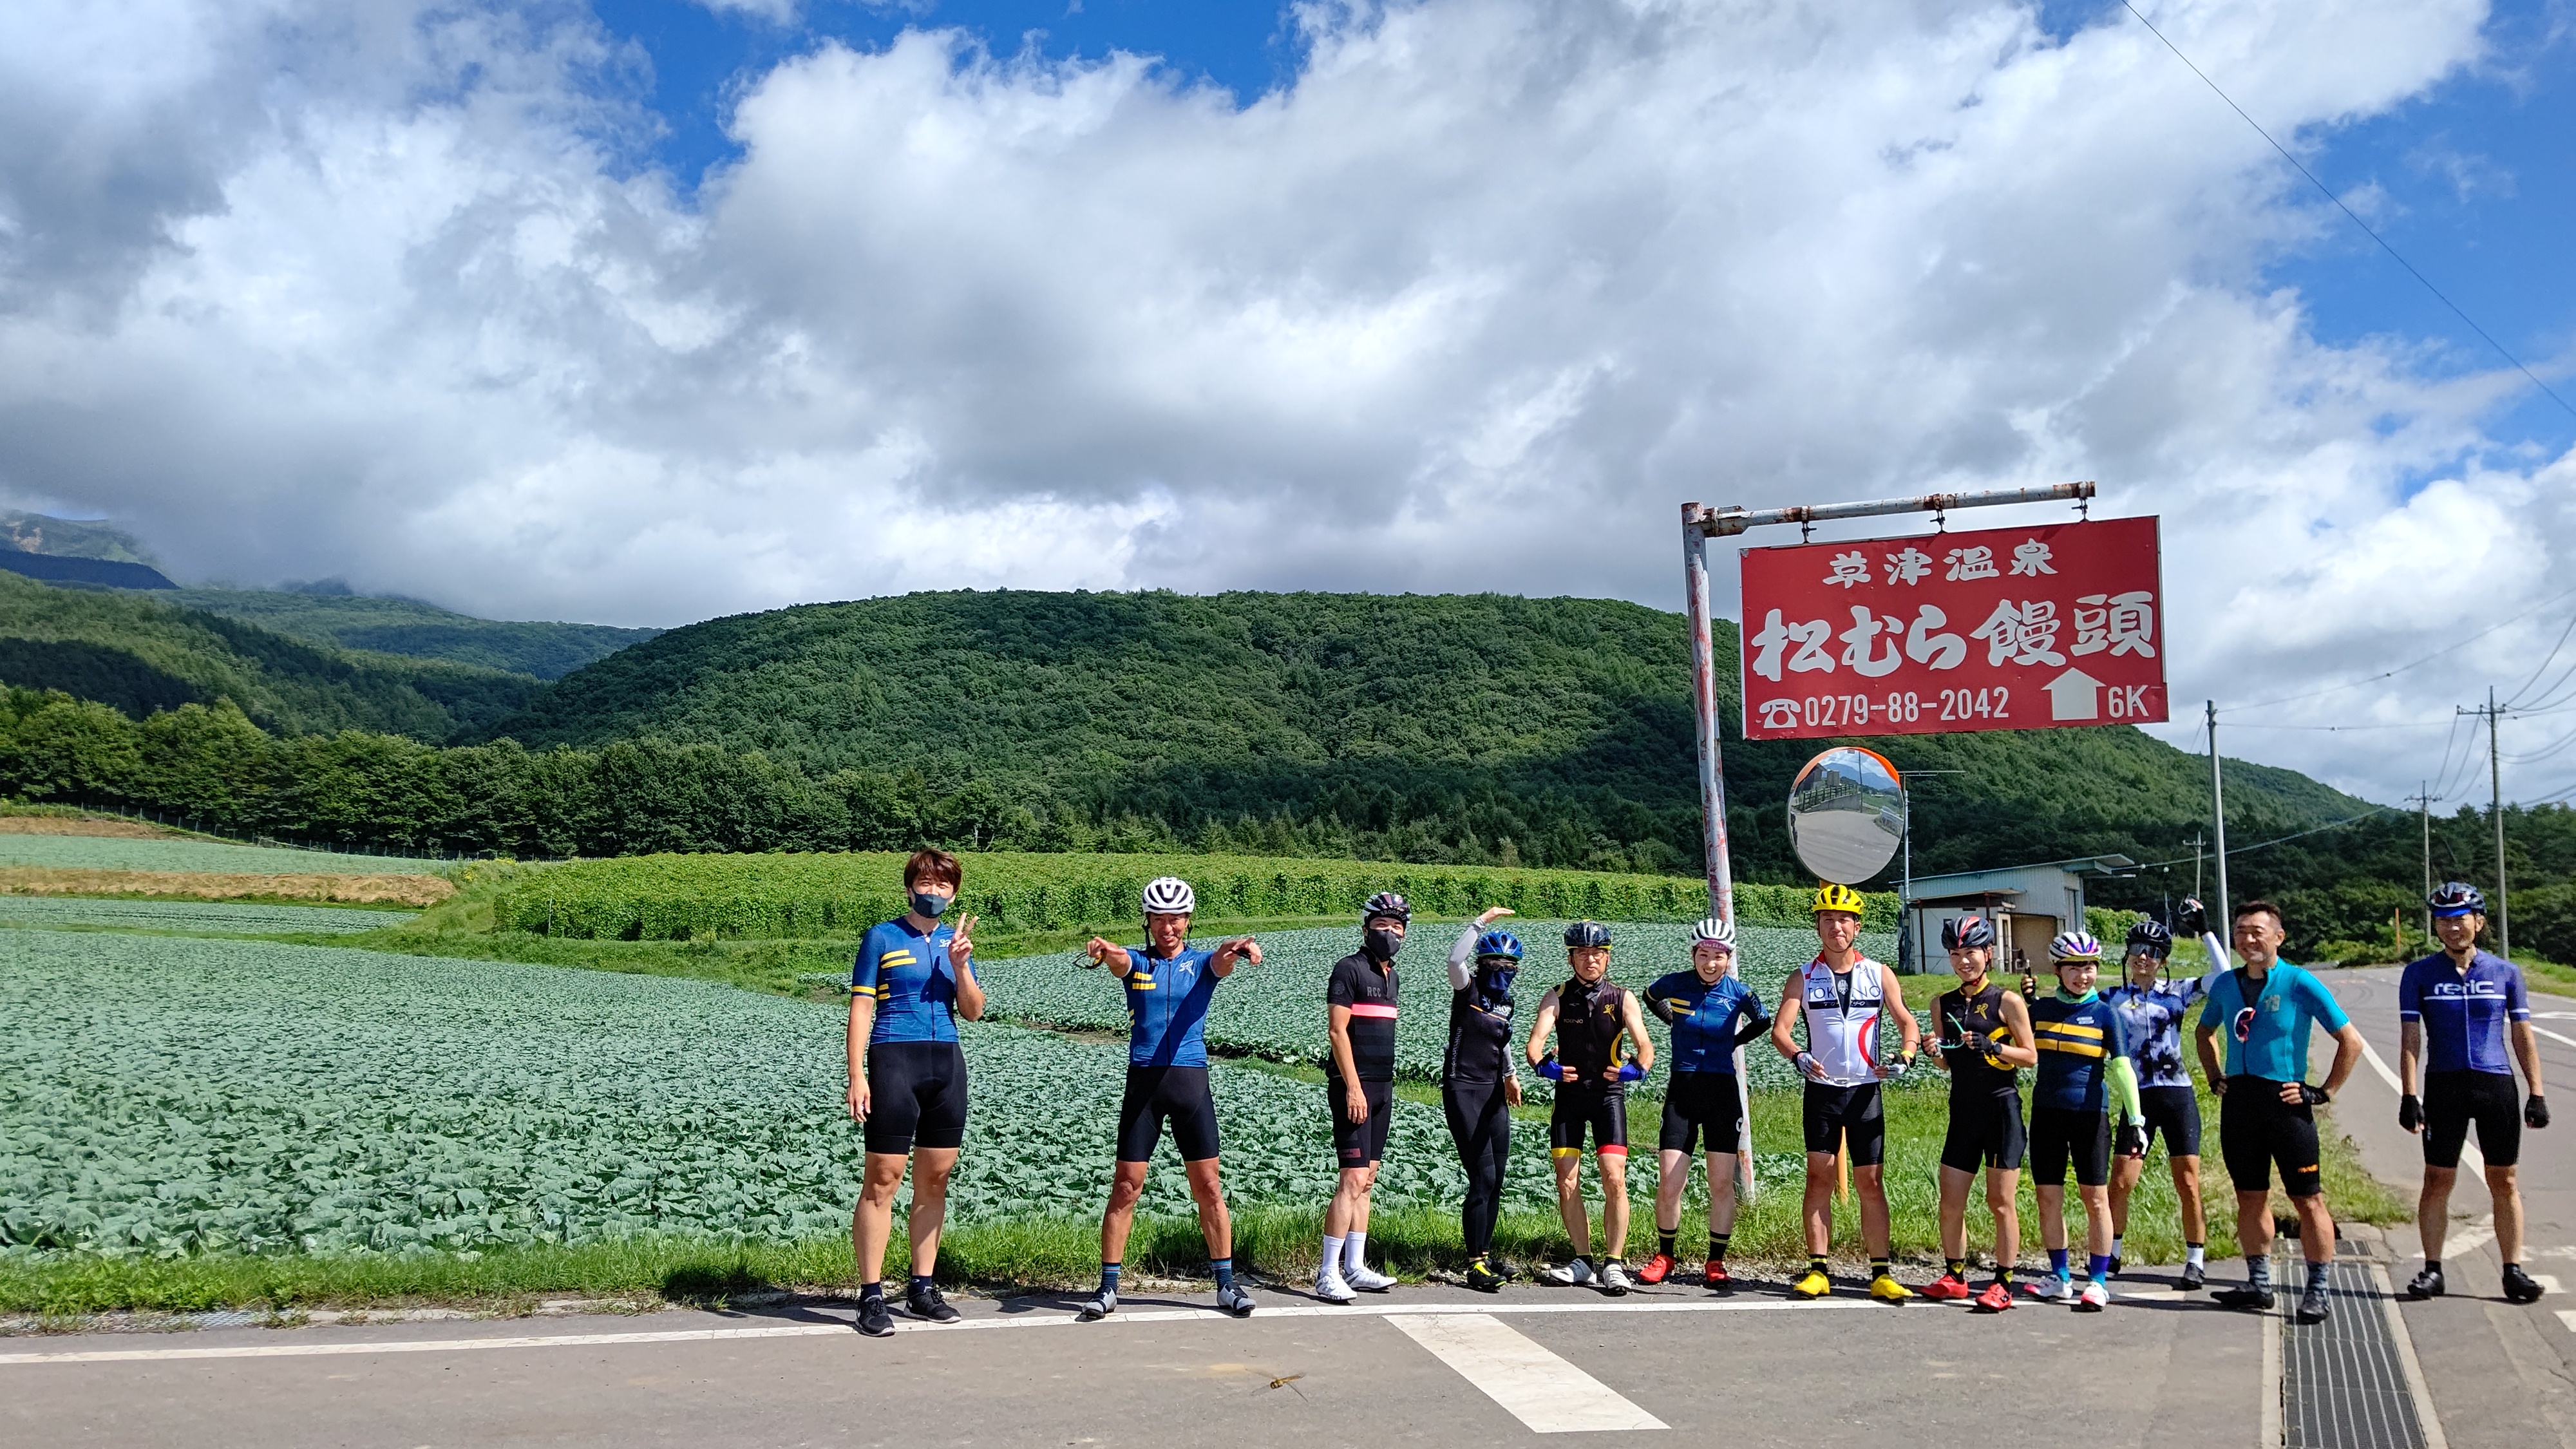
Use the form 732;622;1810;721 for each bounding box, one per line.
1637;916;1770;1288
1075;876;1262;1321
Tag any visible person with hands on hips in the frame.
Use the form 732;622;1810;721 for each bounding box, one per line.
1922;914;2036;1313
2021;932;2145;1311
1771;883;1920;1304
1073;876;1263;1322
1443;906;1526;1293
1526;921;1654;1295
2190;897;2366;1325
2398;882;2548;1305
1317;892;1410;1303
846;848;987;1337
1637;916;1770;1289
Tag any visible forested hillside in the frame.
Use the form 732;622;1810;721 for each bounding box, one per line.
0;573;541;739
164;589;660;679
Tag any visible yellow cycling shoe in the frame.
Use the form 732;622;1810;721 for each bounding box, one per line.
1869;1273;1916;1304
1788;1269;1832;1300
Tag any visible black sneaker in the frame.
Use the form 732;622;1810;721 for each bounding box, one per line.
2503;1264;2544;1305
1076;1289;1117;1322
905;1283;960;1323
1464;1258;1506;1294
2214;1282;2274;1311
855;1296;895;1337
2405;1266;2445;1300
2295;1281;2331;1325
2179;1262;2206;1291
2108;1253;2124;1276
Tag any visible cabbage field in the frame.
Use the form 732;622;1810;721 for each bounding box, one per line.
0;833;446;876
0;896;411;935
489;849;1893;941
978;921;1907;1095
0;933;1559;1260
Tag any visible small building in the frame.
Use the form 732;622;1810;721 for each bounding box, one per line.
1900;857;2132;974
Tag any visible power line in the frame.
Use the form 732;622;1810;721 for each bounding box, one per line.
2121;2;2576;422
2130;803;2404;871
2217;584;2576;715
2219;719;2454;733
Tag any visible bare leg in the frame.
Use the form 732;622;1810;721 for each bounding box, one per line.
1937;1164;1975;1262
1704;1152;1739;1236
853;1151;909;1285
2236;1188;2273;1261
1182;1157;1232;1258
1986;1168;2021;1274
1853;1163;1890;1258
1099;1161;1149;1265
1325;1163;1376;1238
2108;1154;2145;1238
2078;1182;2112;1258
1598;1153;1631;1259
907;1148;960;1276
2486;1164;2522;1264
2418;1164;2457;1262
2036;1184;2068;1255
1554;1151;1593;1258
2172;1155;2206;1244
1654;1150;1690;1237
1802;1151;1838;1256
2291;1191;2334;1265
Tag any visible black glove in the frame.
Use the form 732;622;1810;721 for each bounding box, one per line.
2528;1095;2550;1130
2298;1083;2330;1106
2021;973;2040;1001
2177;898;2208;937
1735;1012;1774;1048
1956;1029;1992;1056
2115;1122;2146;1158
2398;1094;2421;1132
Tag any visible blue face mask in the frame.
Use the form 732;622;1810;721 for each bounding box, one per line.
911;891;952;919
1473;961;1518;1012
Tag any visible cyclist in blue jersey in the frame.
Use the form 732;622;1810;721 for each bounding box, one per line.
2103;914;2211;1289
2192;899;2367;1324
1636;917;1770;1289
2022;931;2145;1311
847;848;988;1336
2398;882;2549;1305
1075;876;1262;1321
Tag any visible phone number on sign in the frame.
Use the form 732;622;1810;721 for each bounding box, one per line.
1753;688;2012;732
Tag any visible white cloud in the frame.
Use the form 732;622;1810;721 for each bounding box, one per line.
0;0;2568;804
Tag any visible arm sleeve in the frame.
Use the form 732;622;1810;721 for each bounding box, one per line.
1448;931;1477;992
1736;994;1776;1048
2107;1054;2143;1124
2199;931;2232;975
1644;977;1680;1025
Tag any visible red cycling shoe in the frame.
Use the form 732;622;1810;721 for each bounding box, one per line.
1971;1281;2016;1313
1922;1272;1974;1301
1635;1253;1676;1285
1701;1260;1730;1289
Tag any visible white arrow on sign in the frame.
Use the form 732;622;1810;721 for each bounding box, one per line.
2046;668;2103;721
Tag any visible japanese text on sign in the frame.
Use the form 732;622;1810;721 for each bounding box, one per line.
1738;515;2167;741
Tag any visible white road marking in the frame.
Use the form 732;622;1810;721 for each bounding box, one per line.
2259;1294;2282;1449
2533;1274;2564;1294
2369;1262;2450;1449
1388;1312;1665;1434
2528;1024;2576;1052
2559;1311;2576;1333
0;1294;1875;1367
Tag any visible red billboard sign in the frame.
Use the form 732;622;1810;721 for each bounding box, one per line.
1738;515;2166;741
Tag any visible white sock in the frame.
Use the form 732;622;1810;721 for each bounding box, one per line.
2111;1236;2124;1258
2187;1244;2207;1268
1320;1234;1345;1278
1345;1231;1369;1274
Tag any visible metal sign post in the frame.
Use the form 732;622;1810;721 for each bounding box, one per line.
1681;482;2098;1203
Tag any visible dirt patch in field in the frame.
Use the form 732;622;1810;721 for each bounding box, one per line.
0;867;455;907
0;816;191;839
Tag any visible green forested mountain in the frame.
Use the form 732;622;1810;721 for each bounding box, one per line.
0;573;541;739
162;589;660;679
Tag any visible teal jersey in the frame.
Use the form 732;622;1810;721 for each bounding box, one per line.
2198;963;2349;1082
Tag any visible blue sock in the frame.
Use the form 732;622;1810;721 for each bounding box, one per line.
859;1281;885;1305
2088;1254;2111;1283
909;1274;935;1297
1099;1262;1121;1296
2049;1249;2069;1278
1211;1256;1235;1291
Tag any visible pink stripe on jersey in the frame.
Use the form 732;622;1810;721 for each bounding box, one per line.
1347;1003;1399;1019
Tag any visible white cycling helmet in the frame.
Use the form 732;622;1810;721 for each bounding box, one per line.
1141;876;1196;916
1691;917;1736;950
2049;929;2104;963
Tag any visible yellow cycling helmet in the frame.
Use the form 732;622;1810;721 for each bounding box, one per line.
1811;882;1866;916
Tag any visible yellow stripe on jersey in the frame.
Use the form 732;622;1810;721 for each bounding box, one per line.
880;951;917;967
2034;1036;2106;1058
2039;1021;2103;1039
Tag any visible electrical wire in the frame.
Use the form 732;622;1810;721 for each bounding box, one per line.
2506;612;2576;709
2219;719;2454;732
2120;2;2576;422
2215;585;2576;715
2128;803;2405;871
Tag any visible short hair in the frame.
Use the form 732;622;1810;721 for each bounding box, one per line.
904;847;962;891
2231;898;2284;931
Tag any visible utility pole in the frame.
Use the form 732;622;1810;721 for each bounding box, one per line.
2459;690;2512;960
2188;831;2204;905
2207;700;2230;943
2404;781;2436;950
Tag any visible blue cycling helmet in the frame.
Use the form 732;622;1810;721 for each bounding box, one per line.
2429;881;2486;918
1474;929;1524;961
1564;920;1612;949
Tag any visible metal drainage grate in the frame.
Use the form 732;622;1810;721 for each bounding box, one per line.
2280;1251;2424;1449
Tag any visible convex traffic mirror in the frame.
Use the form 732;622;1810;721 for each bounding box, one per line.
1786;746;1905;885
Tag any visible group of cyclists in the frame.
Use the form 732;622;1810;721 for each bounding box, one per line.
841;846;2552;1337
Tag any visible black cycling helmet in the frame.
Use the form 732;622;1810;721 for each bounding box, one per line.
1940;914;1995;950
1361;890;1412;924
1564;920;1612;949
2429;881;2486;917
2126;918;2174;957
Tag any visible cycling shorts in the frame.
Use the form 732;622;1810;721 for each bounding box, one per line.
2218;1077;2320;1198
2140;1084;2202;1158
1658;1070;1745;1155
2423;1070;2520;1170
2029;1105;2110;1188
1549;1083;1629;1157
1801;1081;1886;1166
864;1041;969;1156
1938;1090;2026;1174
1117;1065;1222;1163
1329;1075;1394;1168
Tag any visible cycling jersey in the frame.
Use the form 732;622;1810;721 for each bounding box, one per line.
852;918;961;1045
1795;956;1891;1087
2029;992;2139;1117
1933;978;2018;1096
1326;951;1400;1083
2398;949;2528;1076
1645;971;1760;1074
1443;931;1522;1086
1121;945;1222;1068
1555;976;1634;1083
2197;954;2349;1082
2103;975;2208;1089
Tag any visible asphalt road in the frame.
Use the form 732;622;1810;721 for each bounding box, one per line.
2321;968;2576;1449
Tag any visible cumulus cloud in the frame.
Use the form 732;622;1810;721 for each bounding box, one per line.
0;0;2566;803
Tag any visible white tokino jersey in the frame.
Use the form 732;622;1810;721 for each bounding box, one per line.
1797;956;1891;1087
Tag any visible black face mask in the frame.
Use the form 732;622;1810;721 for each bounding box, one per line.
1364;927;1403;961
1473;962;1518;1013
